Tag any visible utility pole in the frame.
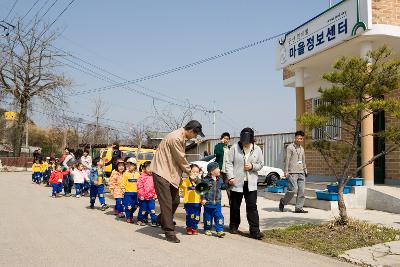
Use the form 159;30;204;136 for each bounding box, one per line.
329;0;332;7
211;101;222;139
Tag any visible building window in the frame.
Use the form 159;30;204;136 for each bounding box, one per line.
312;98;342;140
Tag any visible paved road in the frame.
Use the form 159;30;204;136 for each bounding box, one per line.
0;172;352;267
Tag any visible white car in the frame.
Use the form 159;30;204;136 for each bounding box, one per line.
257;166;285;185
191;155;284;184
190;155;216;177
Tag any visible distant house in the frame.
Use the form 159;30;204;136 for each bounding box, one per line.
146;131;169;148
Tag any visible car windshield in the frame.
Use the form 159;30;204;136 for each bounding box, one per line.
121;151;136;159
199;155;215;162
138;152;154;160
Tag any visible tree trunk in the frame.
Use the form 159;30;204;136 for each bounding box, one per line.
337;182;348;224
13;100;28;157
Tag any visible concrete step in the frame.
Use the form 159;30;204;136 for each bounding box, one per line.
305;182;331;190
261;187;367;211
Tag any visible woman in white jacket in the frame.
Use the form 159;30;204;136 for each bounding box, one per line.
226;128;264;240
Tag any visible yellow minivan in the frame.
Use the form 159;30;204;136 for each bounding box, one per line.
100;146;156;176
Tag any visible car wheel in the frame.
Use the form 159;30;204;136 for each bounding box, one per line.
265;173;279;185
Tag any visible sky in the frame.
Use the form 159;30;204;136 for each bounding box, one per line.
0;0;340;138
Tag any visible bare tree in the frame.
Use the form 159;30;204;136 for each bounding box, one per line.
0;19;71;156
92;96;109;144
152;99;194;131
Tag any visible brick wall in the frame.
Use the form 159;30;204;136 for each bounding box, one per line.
385;89;400;181
283;67;295;80
372;0;400;26
0;156;32;167
304;99;358;177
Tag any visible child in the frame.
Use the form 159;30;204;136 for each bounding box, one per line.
81;150;92;196
71;162;89;198
201;162;229;238
89;157;109;211
49;164;69;198
137;161;158;226
121;157;140;223
41;157;50;185
180;164;202;235
109;160;126;218
32;158;43;184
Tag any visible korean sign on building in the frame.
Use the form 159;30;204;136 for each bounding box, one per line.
276;0;371;69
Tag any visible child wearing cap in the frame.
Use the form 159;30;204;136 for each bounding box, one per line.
201;161;229;238
180;164;202;235
137;161;158;226
121;157;140;223
109;160;126;218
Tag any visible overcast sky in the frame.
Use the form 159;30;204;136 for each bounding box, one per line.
1;0;340;138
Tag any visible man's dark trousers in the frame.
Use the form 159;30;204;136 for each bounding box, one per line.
153;173;180;237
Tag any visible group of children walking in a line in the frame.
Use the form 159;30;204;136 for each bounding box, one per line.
32;153;229;237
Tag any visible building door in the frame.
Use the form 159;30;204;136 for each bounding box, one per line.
373;109;385;184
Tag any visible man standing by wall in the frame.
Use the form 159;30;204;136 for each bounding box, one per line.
214;132;231;204
150;120;205;243
279;131;308;213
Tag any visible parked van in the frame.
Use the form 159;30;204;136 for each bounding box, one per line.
99;147;155;176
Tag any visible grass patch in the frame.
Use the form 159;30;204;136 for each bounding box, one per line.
263;218;400;257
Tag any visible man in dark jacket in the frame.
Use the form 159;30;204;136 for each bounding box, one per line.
214;132;231;204
105;142;122;171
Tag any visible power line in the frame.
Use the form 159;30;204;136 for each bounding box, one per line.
4;7;214;112
0;98;131;135
52;43;188;105
37;0;59;22
21;0;41;21
73;31;285;97
4;0;19;21
46;0;75;30
25;0;51;27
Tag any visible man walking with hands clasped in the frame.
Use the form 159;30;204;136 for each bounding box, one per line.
150;120;205;243
279;131;308;213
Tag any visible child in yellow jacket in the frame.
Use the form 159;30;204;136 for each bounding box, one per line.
41;157;50;185
180;164;202;235
121;158;140;223
32;158;43;184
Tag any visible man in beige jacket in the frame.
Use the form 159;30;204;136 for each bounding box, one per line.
150;120;205;243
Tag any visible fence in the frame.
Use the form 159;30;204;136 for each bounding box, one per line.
0;156;33;168
189;132;295;169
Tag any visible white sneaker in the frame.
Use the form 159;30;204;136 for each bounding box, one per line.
76;195;81;198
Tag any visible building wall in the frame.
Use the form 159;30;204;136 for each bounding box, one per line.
385;89;400;182
188;133;295;169
304;99;358;178
282;0;400;181
372;0;400;26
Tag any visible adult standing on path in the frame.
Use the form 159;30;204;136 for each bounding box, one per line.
279;131;308;213
214;132;231;204
62;148;75;197
33;148;42;162
105;142;122;171
150;120;205;243
226;128;264;240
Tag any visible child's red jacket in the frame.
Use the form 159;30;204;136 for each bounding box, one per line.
49;170;70;185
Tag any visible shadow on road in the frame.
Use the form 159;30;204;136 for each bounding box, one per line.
135;226;167;241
